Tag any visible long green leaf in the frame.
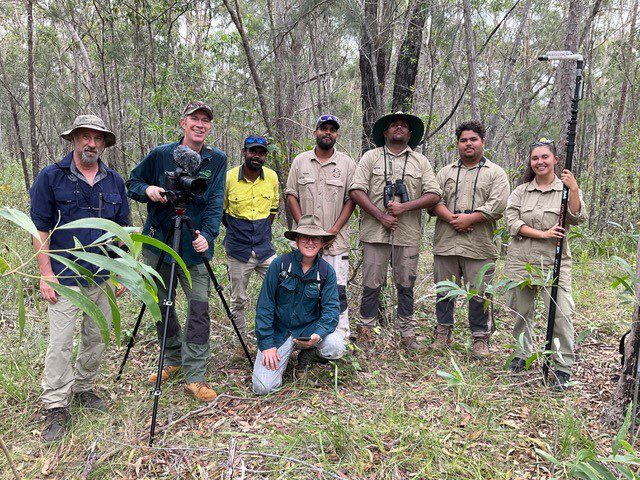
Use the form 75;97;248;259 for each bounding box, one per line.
0;207;40;239
59;218;134;253
130;233;191;287
474;262;494;292
104;280;121;348
17;277;25;340
0;254;8;275
47;282;111;347
48;254;96;282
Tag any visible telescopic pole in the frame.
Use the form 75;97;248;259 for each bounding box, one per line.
537;51;584;381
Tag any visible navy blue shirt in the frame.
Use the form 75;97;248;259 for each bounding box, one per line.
126;140;227;267
254;249;340;351
29;152;130;286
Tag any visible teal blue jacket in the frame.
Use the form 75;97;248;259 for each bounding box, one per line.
126;140;226;266
255;249;340;351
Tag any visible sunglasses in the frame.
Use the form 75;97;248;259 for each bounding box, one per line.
530;138;555;149
319;114;338;123
298;235;322;244
244;136;267;146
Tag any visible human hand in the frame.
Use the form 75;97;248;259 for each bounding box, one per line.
293;333;321;349
262;347;280;371
145;185;167;203
40;277;59;304
450;213;475;231
386;201;407;217
543;224;565;239
323;228;338;249
192;230;209;253
379;213;399;231
560;169;579;192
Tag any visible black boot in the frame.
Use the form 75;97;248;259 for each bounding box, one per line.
294;348;327;380
509;357;526;373
42;407;70;442
550;370;571;391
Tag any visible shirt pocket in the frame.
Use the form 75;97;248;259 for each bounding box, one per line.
402;165;423;201
541;206;561;230
325;178;345;204
519;205;537;229
443;177;458;205
298;176;316;206
52;189;77;222
303;282;321;318
275;276;297;310
101;192;122;220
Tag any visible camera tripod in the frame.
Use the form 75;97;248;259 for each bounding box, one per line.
115;204;253;446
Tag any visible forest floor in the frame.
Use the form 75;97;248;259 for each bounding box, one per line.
0;239;632;479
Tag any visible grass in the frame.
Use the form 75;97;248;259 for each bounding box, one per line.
0;164;635;478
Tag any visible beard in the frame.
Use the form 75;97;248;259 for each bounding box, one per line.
244;157;264;171
316;136;336;150
80;149;99;166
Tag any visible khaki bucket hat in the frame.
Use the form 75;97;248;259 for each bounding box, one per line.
60;114;116;147
284;215;335;242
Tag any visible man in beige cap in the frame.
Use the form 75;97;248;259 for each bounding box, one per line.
29;114;129;442
349;112;441;351
252;215;346;395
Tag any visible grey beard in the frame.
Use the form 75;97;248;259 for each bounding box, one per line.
80;151;99;167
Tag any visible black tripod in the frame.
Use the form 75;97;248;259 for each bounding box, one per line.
116;203;253;446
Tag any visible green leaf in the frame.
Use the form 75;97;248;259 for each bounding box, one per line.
47;282;111;347
0;207;40;239
613;403;633;456
131;233;191;286
17;277;25;340
59;218;134;253
48;254;96;282
474;262;494;292
534;447;560;466
104;281;121;348
0;254;8;275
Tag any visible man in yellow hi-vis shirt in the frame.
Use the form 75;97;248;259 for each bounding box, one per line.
223;136;279;355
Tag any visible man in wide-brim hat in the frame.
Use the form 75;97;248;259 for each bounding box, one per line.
252;215;346;395
349;111;442;351
30;114;130;442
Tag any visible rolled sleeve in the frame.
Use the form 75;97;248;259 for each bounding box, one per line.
344;159;357;202
284;159;300;198
349;151;373;193
475;169;510;221
420;158;441;196
505;187;525;236
254;260;280;351
313;266;340;340
567;188;587;226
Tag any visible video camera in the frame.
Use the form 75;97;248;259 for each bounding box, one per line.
164;167;207;197
383;179;410;207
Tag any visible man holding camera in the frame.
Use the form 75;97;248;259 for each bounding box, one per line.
30;115;129;441
349;112;441;350
223;135;278;355
285;114;356;339
126;101;226;402
430;121;509;358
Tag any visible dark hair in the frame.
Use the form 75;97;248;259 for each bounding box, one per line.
523;140;558;183
455;121;485;141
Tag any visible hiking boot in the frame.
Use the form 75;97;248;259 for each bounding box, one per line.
148;365;181;384
550;370;571;391
471;336;490;359
294;348;328;380
356;325;374;349
184;382;218;402
432;324;453;348
42;407;70;442
401;335;424;352
75;390;108;412
509;357;526;373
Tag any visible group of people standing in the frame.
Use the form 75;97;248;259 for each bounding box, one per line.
29;101;585;442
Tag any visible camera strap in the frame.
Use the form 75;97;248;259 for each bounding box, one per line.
383;149;410;183
452;156;486;214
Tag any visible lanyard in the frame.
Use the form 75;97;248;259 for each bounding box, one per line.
452;157;486;213
383;149;410;183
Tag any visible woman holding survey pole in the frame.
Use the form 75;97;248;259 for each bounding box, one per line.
504;139;586;390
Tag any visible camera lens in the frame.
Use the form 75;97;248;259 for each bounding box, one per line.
180;176;207;196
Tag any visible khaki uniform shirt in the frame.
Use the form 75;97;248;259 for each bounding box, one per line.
432;158;510;259
505;176;587;284
349;146;441;246
285;148;356;255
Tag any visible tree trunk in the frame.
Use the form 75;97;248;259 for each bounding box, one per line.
462;0;480;120
27;0;41;177
391;0;428;112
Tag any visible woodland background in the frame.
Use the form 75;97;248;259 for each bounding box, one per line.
1;0;640;478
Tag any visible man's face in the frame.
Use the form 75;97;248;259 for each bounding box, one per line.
296;234;324;259
383;119;411;145
179;110;212;146
243;146;268;171
72;128;105;166
457;130;485;161
313;123;339;150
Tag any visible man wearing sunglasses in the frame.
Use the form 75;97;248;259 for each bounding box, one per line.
29;114;130;442
126;101;227;403
222;135;279;356
285;114;356;340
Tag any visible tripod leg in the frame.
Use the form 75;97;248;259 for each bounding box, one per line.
182;217;254;369
149;217;182;446
116;249;168;381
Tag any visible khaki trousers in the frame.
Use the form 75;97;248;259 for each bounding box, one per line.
433;255;494;337
359;242;419;338
227;253;276;337
322;252;350;339
506;284;575;373
42;283;113;409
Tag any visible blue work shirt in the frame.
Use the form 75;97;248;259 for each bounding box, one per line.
29;152;130;286
254;249;340;351
126;140;227;267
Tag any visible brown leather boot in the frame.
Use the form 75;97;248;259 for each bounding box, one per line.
471;336;490;359
148;365;181;384
432;324;453;348
356;325;374;349
184;382;218;402
401;335;424;352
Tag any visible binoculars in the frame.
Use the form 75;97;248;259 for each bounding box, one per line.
383;179;410;207
453;209;474;214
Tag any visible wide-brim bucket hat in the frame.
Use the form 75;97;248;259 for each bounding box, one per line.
284;215;336;242
372;111;424;149
60;114;116;147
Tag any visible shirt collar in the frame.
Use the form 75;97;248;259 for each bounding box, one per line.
238;164;265;182
311;147;338;165
526;176;563;192
64;152;108;185
383;145;412;157
453;156;489;170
